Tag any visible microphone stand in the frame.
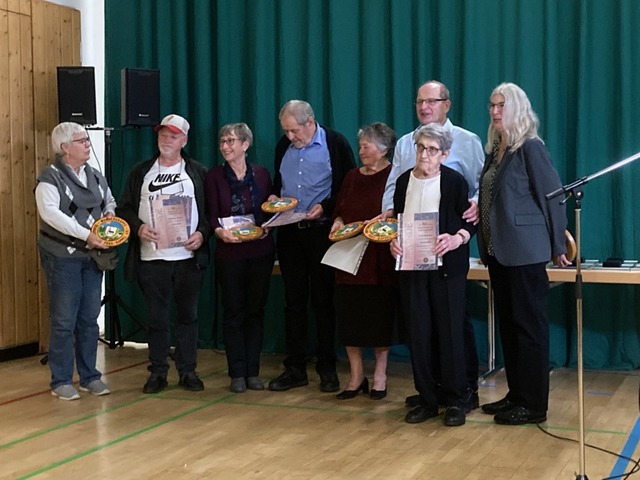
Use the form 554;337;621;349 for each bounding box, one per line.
87;126;147;349
546;150;640;480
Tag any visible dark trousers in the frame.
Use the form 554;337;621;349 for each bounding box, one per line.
487;256;550;412
277;223;337;374
216;253;274;378
400;269;467;408
464;310;479;391
137;258;205;376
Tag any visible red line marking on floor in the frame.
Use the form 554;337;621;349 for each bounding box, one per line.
0;360;148;406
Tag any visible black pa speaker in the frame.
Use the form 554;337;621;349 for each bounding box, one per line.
57;66;97;125
121;68;160;126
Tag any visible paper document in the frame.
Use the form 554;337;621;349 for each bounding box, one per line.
261;209;309;228
321;235;369;275
218;214;256;229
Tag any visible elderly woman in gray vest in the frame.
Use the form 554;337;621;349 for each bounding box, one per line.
35;122;116;401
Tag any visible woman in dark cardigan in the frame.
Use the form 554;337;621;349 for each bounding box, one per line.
391;123;476;427
204;123;275;393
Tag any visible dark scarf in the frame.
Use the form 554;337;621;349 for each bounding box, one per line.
223;159;263;224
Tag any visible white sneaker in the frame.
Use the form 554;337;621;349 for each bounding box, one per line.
79;379;111;396
51;384;80;401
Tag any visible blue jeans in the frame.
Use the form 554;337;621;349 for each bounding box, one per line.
136;258;205;376
39;247;103;389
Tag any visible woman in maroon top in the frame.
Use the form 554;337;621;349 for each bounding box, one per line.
330;123;398;400
204;123;275;393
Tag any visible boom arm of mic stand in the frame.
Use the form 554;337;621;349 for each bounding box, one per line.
545;177;588;202
547;150;640;202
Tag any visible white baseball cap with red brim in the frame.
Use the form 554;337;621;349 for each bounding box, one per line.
154;114;190;135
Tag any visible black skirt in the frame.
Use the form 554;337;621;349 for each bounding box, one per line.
336;284;400;347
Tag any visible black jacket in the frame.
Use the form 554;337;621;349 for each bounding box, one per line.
393;165;476;278
116;151;211;282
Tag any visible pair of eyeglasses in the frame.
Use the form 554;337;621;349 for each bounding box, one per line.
414;98;447;107
219;138;238;147
72;137;91;145
415;144;442;157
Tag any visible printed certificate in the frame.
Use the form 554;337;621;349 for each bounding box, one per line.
150;195;192;249
396;212;439;271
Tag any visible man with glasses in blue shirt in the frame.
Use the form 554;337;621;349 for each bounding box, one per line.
268;100;356;393
381;81;485;417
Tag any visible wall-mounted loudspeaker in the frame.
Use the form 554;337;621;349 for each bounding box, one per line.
121;68;160;126
57;66;97;125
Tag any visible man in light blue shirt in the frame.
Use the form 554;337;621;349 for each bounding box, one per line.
385;81;484;414
381;81;484;218
278;122;332;214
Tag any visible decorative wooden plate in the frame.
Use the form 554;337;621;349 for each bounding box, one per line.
261;197;298;213
363;218;398;243
329;221;364;242
91;216;130;247
231;224;264;242
565;229;577;262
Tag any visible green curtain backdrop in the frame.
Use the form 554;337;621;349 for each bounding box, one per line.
104;0;640;370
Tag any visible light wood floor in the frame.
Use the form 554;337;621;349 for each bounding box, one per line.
1;344;639;480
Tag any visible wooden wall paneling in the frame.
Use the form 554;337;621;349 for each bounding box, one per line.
6;0;31;16
31;0;52;353
0;7;36;349
60;5;80;65
2;10;20;347
20;10;38;345
5;0;24;15
0;9;9;348
20;0;30;16
0;0;7;13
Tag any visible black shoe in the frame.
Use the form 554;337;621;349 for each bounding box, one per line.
405;394;421;407
463;388;480;413
179;372;204;391
246;376;264;391
405;406;439;424
336;378;369;400
369;388;387;401
494;405;546;425
230;377;247;393
268;369;309;391
319;371;340;393
143;374;168;394
443;406;466;427
481;396;514;415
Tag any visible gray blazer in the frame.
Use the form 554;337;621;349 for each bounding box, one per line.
478;138;567;266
